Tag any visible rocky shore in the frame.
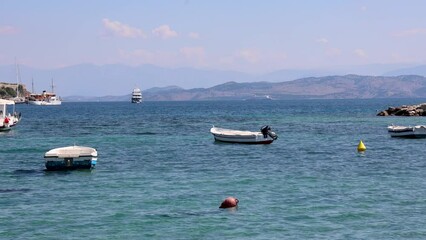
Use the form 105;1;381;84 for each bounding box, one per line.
377;103;426;116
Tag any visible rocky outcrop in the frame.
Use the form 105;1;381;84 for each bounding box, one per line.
377;103;426;116
0;82;29;99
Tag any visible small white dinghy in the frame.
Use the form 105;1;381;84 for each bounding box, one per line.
387;125;426;138
44;146;98;170
210;125;278;144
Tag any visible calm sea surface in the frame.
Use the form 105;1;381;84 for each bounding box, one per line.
1;99;426;239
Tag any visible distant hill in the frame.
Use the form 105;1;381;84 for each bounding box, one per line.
64;74;426;101
142;75;426;101
2;63;425;97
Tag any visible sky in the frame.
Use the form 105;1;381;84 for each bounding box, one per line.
1;0;426;74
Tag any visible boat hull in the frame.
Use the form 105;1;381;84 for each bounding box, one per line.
0;118;19;132
28;100;61;106
45;158;97;171
213;135;274;144
210;127;277;144
388;125;426;138
0;126;12;132
44;146;97;171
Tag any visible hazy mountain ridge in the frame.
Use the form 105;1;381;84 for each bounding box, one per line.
1;63;426;97
141;74;426;101
63;74;426;101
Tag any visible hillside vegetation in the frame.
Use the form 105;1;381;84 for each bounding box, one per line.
0;82;28;99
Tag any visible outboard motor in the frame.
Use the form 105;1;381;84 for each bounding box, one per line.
260;125;278;140
268;131;278;140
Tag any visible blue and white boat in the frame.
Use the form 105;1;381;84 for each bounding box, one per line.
44;146;97;170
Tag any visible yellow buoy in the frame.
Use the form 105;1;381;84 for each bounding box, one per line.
357;140;366;152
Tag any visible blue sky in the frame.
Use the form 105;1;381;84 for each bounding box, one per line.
1;0;426;74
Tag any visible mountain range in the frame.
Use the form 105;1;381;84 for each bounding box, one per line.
64;74;426;101
1;63;426;101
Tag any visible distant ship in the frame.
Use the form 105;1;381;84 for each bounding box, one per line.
131;88;142;103
28;91;61;106
27;79;62;106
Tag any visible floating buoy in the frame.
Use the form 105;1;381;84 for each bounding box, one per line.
219;196;239;209
357;140;366;152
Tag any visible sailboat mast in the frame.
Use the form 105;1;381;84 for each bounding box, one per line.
51;78;55;93
15;59;19;97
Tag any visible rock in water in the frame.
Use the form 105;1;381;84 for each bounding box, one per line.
377;103;426;116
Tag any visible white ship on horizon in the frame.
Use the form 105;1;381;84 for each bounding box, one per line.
131;87;142;103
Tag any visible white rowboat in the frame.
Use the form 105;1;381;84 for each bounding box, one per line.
210;126;278;144
387;125;426;138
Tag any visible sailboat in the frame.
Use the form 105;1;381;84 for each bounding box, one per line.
27;79;62;106
10;61;26;104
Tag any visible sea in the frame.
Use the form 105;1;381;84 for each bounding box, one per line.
1;99;426;239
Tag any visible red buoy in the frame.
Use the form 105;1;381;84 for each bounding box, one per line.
219;197;239;208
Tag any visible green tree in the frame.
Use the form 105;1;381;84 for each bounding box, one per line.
4;87;16;97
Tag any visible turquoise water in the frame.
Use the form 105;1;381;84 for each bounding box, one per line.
1;99;426;239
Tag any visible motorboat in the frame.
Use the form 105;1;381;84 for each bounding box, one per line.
131;88;142;103
387;125;426;138
0;99;21;132
210;125;278;144
44;146;98;170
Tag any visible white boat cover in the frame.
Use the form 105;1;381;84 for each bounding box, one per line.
210;127;259;137
388;125;426;132
0;99;15;105
44;146;97;158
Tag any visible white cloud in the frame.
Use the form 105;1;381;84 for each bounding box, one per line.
102;18;145;38
0;25;18;35
188;32;200;39
354;49;367;58
393;28;426;37
316;37;329;44
152;25;178;39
